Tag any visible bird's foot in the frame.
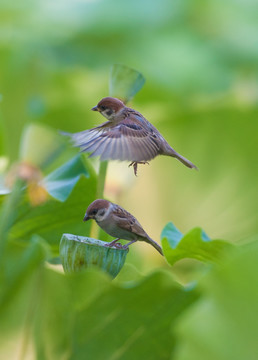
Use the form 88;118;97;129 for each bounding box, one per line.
104;238;122;249
114;243;123;249
128;161;149;176
104;242;123;249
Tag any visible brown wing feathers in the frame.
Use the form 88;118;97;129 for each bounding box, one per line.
112;206;148;238
69;120;160;162
112;204;163;255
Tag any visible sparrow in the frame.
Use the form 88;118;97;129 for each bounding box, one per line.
83;199;163;255
63;97;197;175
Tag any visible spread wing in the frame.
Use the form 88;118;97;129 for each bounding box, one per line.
65;116;160;162
112;205;148;239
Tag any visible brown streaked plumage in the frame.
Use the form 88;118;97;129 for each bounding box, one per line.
62;97;197;175
83;199;163;255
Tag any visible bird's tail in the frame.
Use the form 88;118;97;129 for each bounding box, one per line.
167;148;197;170
146;236;163;256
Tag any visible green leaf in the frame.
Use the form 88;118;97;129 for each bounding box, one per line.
34;268;111;360
109;64;145;103
114;263;145;284
0;251;198;359
43;155;89;202
161;222;184;248
161;222;234;266
0;236;49;356
0;235;49;313
0;214;200;359
34;269;198;360
72;271;198;360
175;240;258;360
9;157;97;249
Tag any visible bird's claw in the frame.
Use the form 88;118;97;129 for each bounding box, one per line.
114;243;123;249
128;161;150;176
104;241;123;249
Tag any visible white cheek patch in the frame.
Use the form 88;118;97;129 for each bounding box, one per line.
96;205;112;222
102;110;112;120
102;109;116;121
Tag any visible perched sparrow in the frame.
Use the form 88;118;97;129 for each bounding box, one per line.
83;199;163;255
63;97;197;175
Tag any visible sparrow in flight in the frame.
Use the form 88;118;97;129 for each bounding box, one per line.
83;199;163;255
63;97;197;175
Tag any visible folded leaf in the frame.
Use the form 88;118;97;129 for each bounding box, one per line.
43;155;89;202
109;64;145;103
161;222;234;266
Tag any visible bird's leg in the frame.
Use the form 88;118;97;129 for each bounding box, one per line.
122;240;137;249
109;238;120;246
128;162;138;176
128;161;150;176
104;238;123;248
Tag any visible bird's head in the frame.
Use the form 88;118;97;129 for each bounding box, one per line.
83;199;111;223
91;97;125;121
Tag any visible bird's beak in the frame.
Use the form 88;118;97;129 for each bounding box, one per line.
91;106;98;111
83;213;90;222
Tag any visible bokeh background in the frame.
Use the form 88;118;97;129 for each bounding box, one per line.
1;1;258;359
0;0;257;267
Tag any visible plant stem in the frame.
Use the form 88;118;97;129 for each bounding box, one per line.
0;179;24;265
97;161;108;199
90;161;108;239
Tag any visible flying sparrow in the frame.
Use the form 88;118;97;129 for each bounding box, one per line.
83;199;163;255
63;97;197;175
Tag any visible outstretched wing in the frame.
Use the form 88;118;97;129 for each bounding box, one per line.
65;117;160;162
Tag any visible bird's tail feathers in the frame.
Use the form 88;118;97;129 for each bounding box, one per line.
167;148;197;170
146;236;163;256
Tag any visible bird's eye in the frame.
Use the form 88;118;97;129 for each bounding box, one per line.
99;105;106;111
91;209;97;215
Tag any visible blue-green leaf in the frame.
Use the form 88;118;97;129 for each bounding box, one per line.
43;155;89;202
161;222;234;266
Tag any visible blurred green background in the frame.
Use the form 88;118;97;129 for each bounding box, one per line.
0;0;258;256
1;1;258;359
